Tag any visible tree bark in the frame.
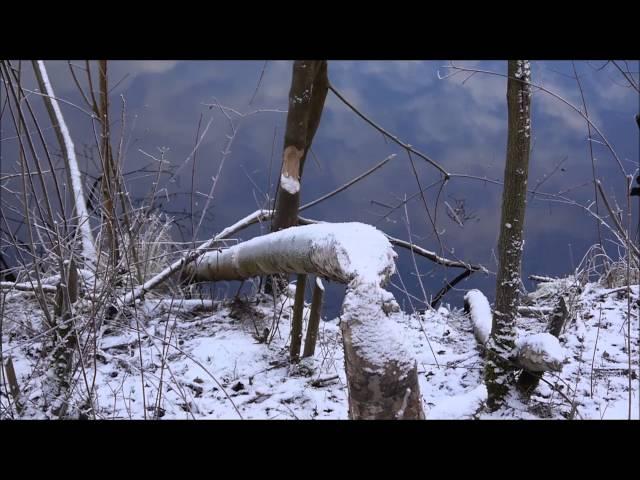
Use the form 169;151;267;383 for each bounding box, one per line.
303;277;325;358
98;60;120;268
290;274;307;361
485;60;532;410
271;60;328;232
266;61;328;295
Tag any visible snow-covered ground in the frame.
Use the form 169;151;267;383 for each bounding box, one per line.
1;277;638;419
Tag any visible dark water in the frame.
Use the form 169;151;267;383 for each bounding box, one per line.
1;60;638;317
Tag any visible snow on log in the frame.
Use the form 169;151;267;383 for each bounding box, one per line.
186;222;396;285
512;332;566;372
463;289;492;345
185;221;424;419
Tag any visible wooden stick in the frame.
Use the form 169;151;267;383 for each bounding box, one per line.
289;274;307;361
303;277;325;358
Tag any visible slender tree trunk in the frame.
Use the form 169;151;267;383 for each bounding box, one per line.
98;60;119;268
267;61;328;295
290;274;306;361
303;277;324;358
485;60;532;411
271;60;328;232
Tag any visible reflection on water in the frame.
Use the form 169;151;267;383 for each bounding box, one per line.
1;60;638;317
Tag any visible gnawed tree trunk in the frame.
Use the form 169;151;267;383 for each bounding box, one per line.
268;61;328;298
185;222;424;419
341;282;425;420
517;296;569;395
485;60;532;411
271;60;328;232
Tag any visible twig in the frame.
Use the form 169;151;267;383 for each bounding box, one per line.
596;180;640;260
327;83;450;179
299;154;396;212
119;209;273;305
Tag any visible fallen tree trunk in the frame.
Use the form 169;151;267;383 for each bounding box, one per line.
185;222;424;419
118;206;485;307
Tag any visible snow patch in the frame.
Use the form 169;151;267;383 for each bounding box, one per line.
342;283;414;372
427;384;487;419
464;289;492;344
280;174;300;194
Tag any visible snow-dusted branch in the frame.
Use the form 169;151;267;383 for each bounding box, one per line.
327;83;450;179
298;217;486;272
33;60;97;263
596;180;640;260
441;62;626;176
0;281;58;294
119;209;274;306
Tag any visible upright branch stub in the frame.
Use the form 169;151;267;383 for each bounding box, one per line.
272;60;328;232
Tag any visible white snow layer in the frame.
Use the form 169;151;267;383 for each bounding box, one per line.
280;174;300;194
464;289;492;344
320;222;397;284
427;384;487;419
341;282;414;372
199;221;397;285
514;332;566;372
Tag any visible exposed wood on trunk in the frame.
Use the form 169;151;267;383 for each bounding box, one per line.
342;327;424;420
271;61;328;232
